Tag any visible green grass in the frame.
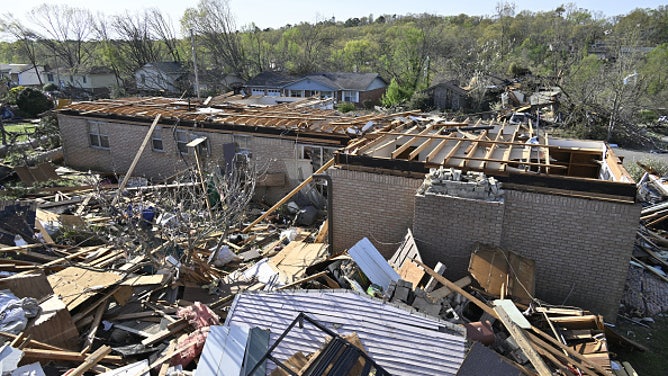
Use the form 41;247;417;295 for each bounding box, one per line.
1;122;36;142
613;315;668;376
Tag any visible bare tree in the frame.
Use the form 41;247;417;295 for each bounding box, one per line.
182;0;247;78
111;12;164;73
145;9;182;63
83;156;269;267
0;15;43;85
30;4;96;72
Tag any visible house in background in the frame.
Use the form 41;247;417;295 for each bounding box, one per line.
244;71;298;97
424;80;471;111
244;71;388;107
43;67;118;99
135;62;189;95
0;63;47;88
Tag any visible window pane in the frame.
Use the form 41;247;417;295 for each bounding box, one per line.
90;134;99;147
100;136;109;148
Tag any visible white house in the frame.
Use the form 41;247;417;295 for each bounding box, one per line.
43;67;118;98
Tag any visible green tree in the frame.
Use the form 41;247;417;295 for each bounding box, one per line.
16;87;53;117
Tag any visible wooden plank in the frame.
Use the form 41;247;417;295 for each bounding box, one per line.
66;345;112;376
276;271;328;290
457;131;488;168
82;299;109;353
391;125;433;159
242;158;334;233
141;319;188;346
429;276;472;299
415;259;611;376
112;113;161;205
0;332;67;351
21;347;121;363
494;304;552;376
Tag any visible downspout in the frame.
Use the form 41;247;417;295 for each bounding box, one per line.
313;173;333;256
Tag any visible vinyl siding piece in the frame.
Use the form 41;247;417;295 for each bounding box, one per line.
348;237;401;290
224;290;467;376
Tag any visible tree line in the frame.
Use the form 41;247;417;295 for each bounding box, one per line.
1;0;667;143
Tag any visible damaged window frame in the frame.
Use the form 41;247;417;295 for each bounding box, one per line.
151;126;164;152
176;129;210;156
88;121;109;150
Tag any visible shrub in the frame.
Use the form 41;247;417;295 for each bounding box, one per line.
407;91;433;111
16;87;53;117
336;102;356;113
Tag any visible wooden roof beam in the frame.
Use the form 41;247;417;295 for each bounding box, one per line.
481;124;506;170
391;125;434;159
457;130;488;168
426;136;455;163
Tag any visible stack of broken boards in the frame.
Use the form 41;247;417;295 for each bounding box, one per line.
0;243;182;373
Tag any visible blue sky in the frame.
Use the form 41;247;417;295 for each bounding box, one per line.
9;0;666;35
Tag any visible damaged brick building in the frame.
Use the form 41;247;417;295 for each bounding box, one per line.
328;118;639;319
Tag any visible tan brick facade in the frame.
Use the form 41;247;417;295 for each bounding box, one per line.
330;167;640;319
59;114;316;201
329;167;424;257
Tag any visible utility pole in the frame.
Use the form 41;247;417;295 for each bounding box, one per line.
190;28;201;99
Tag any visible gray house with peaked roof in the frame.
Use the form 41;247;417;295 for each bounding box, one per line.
135;62;189;95
244;71;388;107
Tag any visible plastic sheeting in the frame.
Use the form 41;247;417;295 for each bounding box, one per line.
0;290;40;334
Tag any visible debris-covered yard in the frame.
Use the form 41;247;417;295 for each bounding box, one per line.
0;96;666;375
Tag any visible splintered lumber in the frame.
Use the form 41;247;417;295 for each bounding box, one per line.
66;345;112;376
494;304;552;376
0;332;66;351
112;113;161;205
141;319;189;346
414;259;611;376
276;271;329;290
82;299;109;353
242;158;334;233
631;256;668;283
22;347;121;363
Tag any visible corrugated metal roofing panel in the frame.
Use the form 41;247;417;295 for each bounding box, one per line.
195;324;249;376
224;290;467;376
347;237;400;290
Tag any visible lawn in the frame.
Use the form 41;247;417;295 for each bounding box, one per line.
1;122;36;142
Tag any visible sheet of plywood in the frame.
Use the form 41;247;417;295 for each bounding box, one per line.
468;245;535;304
26;295;80;350
47;267;122;311
268;241;328;284
398;260;425;288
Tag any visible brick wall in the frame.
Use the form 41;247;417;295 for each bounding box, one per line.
59;114;304;200
499;189;640;319
329;168;423;257
413;192;505;279
329;166;640;319
409;188;639;319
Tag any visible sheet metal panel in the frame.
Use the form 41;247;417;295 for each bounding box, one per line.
347;237;400;291
224;290;467;376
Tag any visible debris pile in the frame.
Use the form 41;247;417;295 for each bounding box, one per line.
419;167;504;200
621;164;668;318
0;161;645;375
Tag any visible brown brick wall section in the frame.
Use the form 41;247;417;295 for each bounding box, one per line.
412;192;505;279
500;189;640;319
329;168;423;257
59;114;298;188
330;167;640;319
